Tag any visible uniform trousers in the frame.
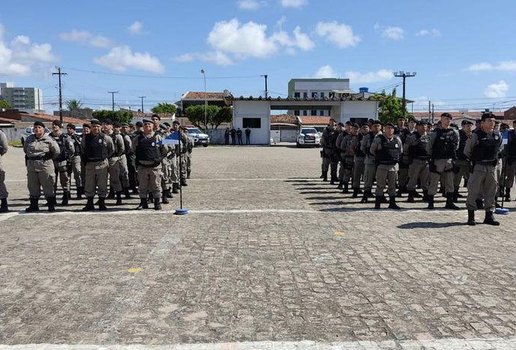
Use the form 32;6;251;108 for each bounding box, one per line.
407;159;429;191
27;160;55;198
54;160;70;191
84;160;109;198
453;159;471;189
504;160;516;189
69;155;82;189
108;157;122;192
119;154;130;188
466;164;497;211
137;165;162;198
363;159;377;192
428;159;454;196
375;164;399;197
352;157;365;189
0;158;7;199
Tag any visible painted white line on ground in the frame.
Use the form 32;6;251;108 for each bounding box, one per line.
5;178;319;183
1;338;516;349
0;212;18;222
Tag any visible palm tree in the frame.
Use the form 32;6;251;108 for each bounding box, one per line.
67;99;84;118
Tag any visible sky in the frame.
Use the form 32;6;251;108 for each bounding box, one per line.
1;0;515;114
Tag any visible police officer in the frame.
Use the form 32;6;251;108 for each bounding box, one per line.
184;128;194;179
133;119;167;210
338;123;358;193
66;123;84;199
426;112;460;209
370;123;402;209
50;120;74;205
320;118;338;183
23;121;60;212
122;122;138;195
0;128;9;212
360;120;382;203
453;120;473;201
103;119;125;205
115;122;132;199
464;112;503;225
394;116;411;196
405;121;430;202
351;123;369;198
82;119;115;211
502;120;516;201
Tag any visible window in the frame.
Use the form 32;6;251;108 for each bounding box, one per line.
303;110;308;116
320;92;325;98
303;92;308;98
294;110;300;116
243;118;261;128
319;110;325;116
312;92;318;98
294;92;300;98
311;110;317;116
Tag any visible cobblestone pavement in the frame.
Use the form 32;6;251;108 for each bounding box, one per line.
0;145;515;349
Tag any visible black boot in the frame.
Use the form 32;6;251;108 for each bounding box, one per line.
47;196;56;212
181;178;188;187
0;198;8;213
162;191;169;204
322;171;328;182
98;197;107;211
483;211;500;226
505;188;511;202
330;177;336;185
352;188;359;198
136;198;148;210
343;183;349;194
396;187;404;198
374;196;381;209
116;192;122;205
427;195;435;209
475;199;484;210
413;190;422;198
132;187;139;195
166;188;173;198
76;187;83;200
407;190;416;203
319;171;324;179
445;193;460;210
337;180;343;190
452;190;459;203
25;197;39;212
82;197;95;211
124;187;131;199
380;195;389;204
463;178;468;188
467;210;476;226
360;190;370;203
187;170;191;179
107;187;115;199
422;190;429;202
148;192;154;202
388;196;401;210
61;190;69;206
172;183;180;194
154;198;162;210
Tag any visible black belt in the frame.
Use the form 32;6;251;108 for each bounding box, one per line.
27;154;51;161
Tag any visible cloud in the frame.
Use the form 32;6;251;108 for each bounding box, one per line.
128;21;143;34
378;25;404;40
416;28;440;37
280;0;307;8
174;53;195;63
60;29;112;48
345;69;393;83
315;21;360;48
484;80;508;98
0;25;56;76
271;26;314;51
314;65;337;78
174;51;234;66
94;46;164;73
466;60;516;72
236;0;264;10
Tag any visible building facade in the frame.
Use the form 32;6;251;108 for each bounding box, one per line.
0;84;43;112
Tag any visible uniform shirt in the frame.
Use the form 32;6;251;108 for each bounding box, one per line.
341;133;357;157
426;127;459;159
0;130;8;157
404;132;429;158
463;130;502;162
361;131;382;164
370;134;403;157
81;132;115;161
131;133;168;166
106;131;125;158
23;134;60;172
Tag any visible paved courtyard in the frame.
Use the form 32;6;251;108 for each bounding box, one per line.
0;145;515;349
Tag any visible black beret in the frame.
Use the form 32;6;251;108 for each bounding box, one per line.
151;114;161;120
66;123;76;130
441;112;452;119
82;123;91;129
33;121;45;128
113;121;122;128
461;120;474;126
351;123;359;128
52;120;62;127
163;122;171;127
135;121;143;127
372;120;382;125
142;119;153;124
384;123;395;128
90;119;102;126
103;118;113;125
172;120;180;125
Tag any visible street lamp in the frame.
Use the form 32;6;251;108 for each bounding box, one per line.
201;69;207;131
393;71;416;116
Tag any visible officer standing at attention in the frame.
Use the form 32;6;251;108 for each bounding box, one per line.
103;119;125;205
370;123;403;209
0;128;9;212
320;118;338;182
502;120;516;201
23;121;60;212
426;112;460;209
464;112;503;225
405;121;431;202
453;120;474;201
184;128;194;179
122;122;138;195
360;120;382;203
82;119;114;211
114;122;132;199
351;123;369;198
66;123;84;199
133;119;167;210
50;120;74;205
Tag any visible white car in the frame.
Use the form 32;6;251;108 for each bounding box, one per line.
185;126;210;147
296;128;321;148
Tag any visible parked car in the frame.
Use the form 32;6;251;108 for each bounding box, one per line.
184;126;210;147
296;128;321;148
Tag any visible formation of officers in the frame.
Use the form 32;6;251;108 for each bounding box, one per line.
0;114;193;213
320;112;516;226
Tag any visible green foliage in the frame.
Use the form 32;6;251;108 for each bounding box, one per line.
374;88;407;124
67;99;83;111
151;102;176;114
0;99;11;109
185;105;230;130
92;110;133;124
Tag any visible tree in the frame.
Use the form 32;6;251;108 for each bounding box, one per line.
374;88;406;124
0;99;11;109
151;103;176;115
67;99;83;118
185;105;227;130
92;110;133;124
212;106;233;129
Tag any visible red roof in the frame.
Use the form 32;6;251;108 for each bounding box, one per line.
411;111;505;120
298;116;331;125
271;114;297;124
182;91;226;101
0;110;84;125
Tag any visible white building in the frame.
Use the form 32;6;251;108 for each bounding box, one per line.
0;83;43;112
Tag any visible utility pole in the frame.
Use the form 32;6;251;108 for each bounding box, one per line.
393;71;416;117
52;67;67;125
138;96;146;114
108;91;118;111
201;69;207;131
428;100;431;122
261;74;268;98
431;103;435;124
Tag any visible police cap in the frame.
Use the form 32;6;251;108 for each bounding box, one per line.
384;122;395;128
33;121;45;128
67;123;76;130
135;121;144;127
90;119;102;126
52;120;62;127
441;112;452;119
142;118;153;125
461;120;474;126
103;118;113;125
172;120;180;125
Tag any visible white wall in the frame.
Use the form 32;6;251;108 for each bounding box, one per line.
232;100;271;145
294;81;350;93
339;101;378;122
